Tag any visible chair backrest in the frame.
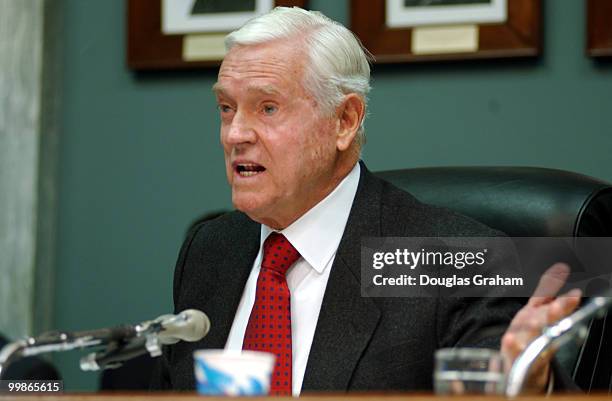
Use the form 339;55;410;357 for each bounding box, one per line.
376;166;612;393
376;166;612;237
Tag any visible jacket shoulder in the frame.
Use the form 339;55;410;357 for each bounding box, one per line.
188;210;256;242
172;211;257;302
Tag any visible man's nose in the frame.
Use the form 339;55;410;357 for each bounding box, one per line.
224;111;257;145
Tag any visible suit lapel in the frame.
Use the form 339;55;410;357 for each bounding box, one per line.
200;215;261;350
302;164;383;391
172;214;261;390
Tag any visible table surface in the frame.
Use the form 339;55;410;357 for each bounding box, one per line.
0;393;611;401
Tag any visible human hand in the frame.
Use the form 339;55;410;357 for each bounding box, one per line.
501;263;582;392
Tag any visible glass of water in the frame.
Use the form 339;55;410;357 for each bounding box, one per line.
434;348;507;395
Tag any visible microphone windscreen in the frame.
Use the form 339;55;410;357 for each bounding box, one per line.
180;309;211;341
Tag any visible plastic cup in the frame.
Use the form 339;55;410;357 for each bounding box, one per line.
193;350;275;396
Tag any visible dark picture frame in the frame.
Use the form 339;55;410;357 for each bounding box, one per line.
350;0;541;63
127;0;307;70
587;0;612;57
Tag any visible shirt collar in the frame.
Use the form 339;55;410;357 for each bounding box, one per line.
260;162;361;274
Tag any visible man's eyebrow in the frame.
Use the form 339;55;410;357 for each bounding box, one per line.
246;84;281;96
212;82;225;95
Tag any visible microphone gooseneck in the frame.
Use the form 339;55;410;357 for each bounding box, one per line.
0;309;211;377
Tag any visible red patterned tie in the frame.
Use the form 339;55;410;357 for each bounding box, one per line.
242;233;301;396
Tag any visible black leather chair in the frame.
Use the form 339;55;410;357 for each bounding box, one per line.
376;166;612;393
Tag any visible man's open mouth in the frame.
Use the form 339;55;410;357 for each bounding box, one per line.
235;163;266;177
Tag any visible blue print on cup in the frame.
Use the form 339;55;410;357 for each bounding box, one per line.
195;358;267;395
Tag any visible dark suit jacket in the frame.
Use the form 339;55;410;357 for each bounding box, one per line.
151;163;522;392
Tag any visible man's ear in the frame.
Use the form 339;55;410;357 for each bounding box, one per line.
335;94;365;152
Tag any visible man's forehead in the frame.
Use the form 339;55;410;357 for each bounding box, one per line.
219;40;305;74
212;41;308;97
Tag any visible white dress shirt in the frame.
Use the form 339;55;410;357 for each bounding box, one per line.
225;162;361;396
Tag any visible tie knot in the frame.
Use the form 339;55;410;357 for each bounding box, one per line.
261;233;300;275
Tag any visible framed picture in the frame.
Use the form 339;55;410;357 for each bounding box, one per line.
387;0;507;27
127;0;307;70
587;0;612;57
350;0;541;63
162;0;273;34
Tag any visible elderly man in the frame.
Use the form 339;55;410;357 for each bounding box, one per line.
152;7;580;395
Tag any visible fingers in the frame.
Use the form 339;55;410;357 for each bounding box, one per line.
501;329;551;390
502;285;581;359
500;264;582;392
501;309;547;359
528;263;571;306
501;330;520;361
501;311;554;391
505;288;582;349
546;288;582;323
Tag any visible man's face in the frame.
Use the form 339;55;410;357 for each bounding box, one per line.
214;40;342;229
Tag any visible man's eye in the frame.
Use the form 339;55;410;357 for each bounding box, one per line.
263;105;277;115
218;104;233;113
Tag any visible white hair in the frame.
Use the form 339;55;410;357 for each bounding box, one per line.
225;6;373;147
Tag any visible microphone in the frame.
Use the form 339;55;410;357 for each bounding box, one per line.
155;309;211;344
80;309;210;371
0;309;211;377
80;339;150;371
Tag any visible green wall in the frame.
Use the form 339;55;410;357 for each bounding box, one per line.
52;0;611;390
